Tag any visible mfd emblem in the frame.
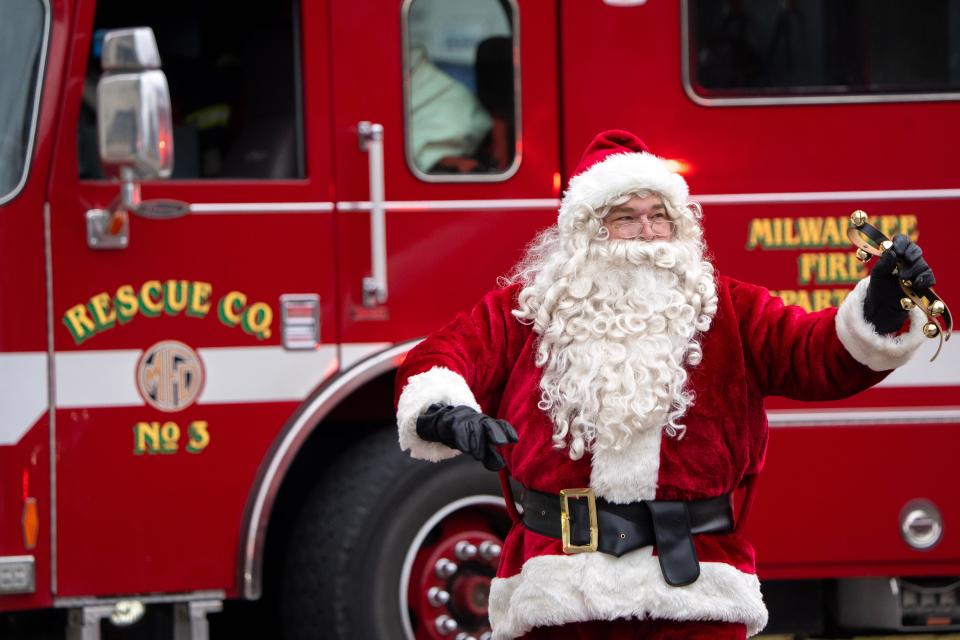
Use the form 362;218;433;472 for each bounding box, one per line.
136;340;205;412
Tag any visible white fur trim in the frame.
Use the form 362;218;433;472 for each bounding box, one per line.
559;152;690;226
396;366;481;461
835;278;927;372
590;425;662;502
488;548;768;638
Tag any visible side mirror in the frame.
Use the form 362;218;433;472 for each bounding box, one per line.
97;28;174;179
88;28;189;250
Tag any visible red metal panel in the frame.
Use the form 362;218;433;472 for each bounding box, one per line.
749;423;957;578
0;419;53;612
40;0;339;598
329;0;562;344
559;1;960;195
54;404;292;595
0;0;76;611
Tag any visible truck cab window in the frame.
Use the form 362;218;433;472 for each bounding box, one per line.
0;0;46;203
78;0;303;180
687;0;960;101
403;0;520;180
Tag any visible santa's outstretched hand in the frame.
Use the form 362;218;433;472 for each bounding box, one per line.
416;404;519;471
863;234;936;334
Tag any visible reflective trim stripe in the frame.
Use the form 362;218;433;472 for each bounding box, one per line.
189;202;334;214
185;199;560;214
0;353;48;445
877;343;960;388
340;342;392;370
55;350;142;407
198;346;338;403
768;407;960;428
694;188;960;205
2;341;957;445
54;346;338;408
336;198;559;212
149;190;960;215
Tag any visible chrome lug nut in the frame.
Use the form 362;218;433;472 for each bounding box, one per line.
435;558;458;578
455;634;477;640
478;540;502;561
427;586;451;607
455;540;478;560
480;632;493;640
435;614;459;635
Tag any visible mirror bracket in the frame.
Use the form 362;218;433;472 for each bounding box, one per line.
86;167;189;250
86;208;129;250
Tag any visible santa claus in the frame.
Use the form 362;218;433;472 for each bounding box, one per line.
394;131;934;639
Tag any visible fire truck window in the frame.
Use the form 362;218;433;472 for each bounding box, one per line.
688;0;960;100
403;0;519;180
0;0;45;203
78;0;303;180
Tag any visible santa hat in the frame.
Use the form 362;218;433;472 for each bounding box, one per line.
558;130;691;230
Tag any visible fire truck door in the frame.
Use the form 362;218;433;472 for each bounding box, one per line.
329;0;562;353
0;0;55;607
44;0;338;597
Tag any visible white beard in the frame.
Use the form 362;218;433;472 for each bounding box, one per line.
514;238;717;463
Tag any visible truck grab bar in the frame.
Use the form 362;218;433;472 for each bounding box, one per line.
358;121;388;307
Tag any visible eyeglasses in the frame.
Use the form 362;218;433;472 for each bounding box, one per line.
605;214;676;238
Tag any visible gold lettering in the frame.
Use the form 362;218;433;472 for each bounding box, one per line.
62;304;97;344
139;280;163;317
776;290;797;306
186;421;210;453
187;282;213;318
828;253;849;283
746;218;774;249
901;215;919;241
242;302;273;340
163;280;189;315
115;285;139;324
772;218;784;247
878;215;900;239
160;421;180;453
797;253;824;285
772;288;855;311
88;292;116;330
813;289;833;311
797;217;824;247
783;218;800;247
822;217;844;247
218;291;246;327
133;421;161;454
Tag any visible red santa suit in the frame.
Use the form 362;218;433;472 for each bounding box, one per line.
395;131;927;638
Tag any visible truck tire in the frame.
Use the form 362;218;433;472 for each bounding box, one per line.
281;427;511;640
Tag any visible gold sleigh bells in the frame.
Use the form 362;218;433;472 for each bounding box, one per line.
848;210;952;362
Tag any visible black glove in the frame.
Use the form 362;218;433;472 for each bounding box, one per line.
864;234;936;334
416;404;518;471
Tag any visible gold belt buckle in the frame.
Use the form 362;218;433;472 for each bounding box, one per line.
560;488;598;553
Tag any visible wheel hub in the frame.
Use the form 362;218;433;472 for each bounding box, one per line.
406;505;507;640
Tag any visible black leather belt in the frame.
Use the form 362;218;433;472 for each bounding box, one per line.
520;485;733;587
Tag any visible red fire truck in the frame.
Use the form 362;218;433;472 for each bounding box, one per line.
1;0;958;638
